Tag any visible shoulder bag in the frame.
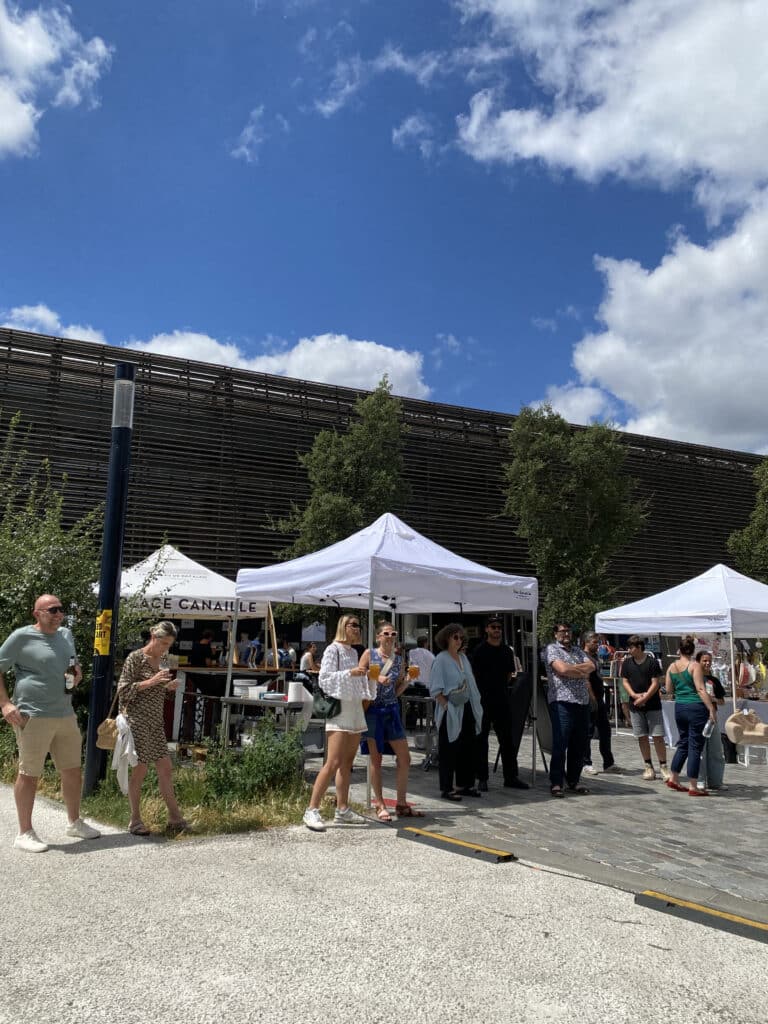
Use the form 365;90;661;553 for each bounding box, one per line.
96;689;120;750
312;645;342;720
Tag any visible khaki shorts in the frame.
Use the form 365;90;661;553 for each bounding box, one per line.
13;714;82;776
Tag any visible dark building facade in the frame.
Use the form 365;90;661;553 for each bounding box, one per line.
0;327;760;603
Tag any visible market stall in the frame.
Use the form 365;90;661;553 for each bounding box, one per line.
234;512;540;776
115;545;266;740
595;563;768;705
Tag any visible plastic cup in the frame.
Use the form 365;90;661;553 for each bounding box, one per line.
408;665;419;680
368;663;381;682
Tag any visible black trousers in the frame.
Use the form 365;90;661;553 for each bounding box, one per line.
438;706;477;794
475;674;532;784
586;690;614;769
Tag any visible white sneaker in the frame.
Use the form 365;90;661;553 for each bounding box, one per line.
334;806;367;824
583;765;600;776
14;829;48;853
303;808;326;832
659;766;671;782
65;818;101;840
642;766;656;781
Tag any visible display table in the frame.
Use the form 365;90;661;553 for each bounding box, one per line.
220;696;305;741
661;699;768;747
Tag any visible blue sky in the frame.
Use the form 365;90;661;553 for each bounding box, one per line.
2;1;767;452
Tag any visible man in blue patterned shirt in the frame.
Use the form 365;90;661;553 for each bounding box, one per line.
544;623;594;797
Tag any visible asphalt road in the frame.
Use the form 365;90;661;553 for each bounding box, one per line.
1;782;765;1024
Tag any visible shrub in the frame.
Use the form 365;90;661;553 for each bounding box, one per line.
202;721;304;806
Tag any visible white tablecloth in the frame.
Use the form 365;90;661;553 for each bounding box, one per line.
661;699;768;747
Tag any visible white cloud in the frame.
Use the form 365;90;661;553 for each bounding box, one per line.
230;105;267;163
456;0;768;221
392;113;434;159
543;198;768;451
1;302;106;343
0;1;112;158
314;55;365;117
542;383;614;426
129;330;432;399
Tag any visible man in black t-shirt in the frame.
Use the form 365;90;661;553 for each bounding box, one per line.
470;615;529;791
620;636;669;781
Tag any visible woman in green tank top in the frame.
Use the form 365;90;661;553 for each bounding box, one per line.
665;636;717;795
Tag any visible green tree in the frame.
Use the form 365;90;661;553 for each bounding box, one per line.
274;377;411;628
502;405;648;638
727;459;768;583
0;411;102;706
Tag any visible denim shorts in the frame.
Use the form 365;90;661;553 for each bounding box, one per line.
630;707;664;738
363;704;406;744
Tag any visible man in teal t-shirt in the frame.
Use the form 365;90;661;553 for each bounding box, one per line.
0;594;101;853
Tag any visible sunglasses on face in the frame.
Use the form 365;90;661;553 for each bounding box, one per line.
347;622;361;629
42;606;65;614
379;632;397;638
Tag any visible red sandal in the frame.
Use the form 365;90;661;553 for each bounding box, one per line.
395;803;425;818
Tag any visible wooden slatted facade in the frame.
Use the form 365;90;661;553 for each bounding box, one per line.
0;327;760;603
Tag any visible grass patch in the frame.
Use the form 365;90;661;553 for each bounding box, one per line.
0;721;332;837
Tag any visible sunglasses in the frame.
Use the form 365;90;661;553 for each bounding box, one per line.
380;631;397;637
347;622;361;628
42;606;65;614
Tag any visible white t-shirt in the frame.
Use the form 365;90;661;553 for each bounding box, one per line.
408;646;435;683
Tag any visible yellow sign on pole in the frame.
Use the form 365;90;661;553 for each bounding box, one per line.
94;609;113;656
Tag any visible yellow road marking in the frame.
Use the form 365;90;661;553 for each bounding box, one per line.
640;891;768;932
403;827;516;860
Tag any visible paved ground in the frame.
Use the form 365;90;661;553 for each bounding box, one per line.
342;728;768;921
1;774;767;1024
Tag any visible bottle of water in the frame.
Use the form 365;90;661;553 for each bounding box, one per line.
702;718;715;738
64;655;77;694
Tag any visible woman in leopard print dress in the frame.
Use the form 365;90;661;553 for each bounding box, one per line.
118;621;187;835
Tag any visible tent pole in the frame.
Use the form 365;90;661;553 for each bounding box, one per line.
531;607;538;786
728;631;739;706
221;605;240;745
366;591;375;809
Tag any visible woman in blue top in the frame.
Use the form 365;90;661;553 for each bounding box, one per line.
665;636;717;796
428;622;483;801
359;621;423;821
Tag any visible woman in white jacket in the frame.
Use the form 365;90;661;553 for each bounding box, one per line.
302;615;376;832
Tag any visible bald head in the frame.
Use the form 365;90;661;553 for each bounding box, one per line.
33;595;65;634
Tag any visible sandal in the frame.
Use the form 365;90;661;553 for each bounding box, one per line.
373;803;393;822
550;786;564;798
128;822;151;836
567;785;591;795
166;819;191;832
441;791;462;802
395;803;425;818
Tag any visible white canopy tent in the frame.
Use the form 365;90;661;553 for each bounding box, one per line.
118;544;266;619
595;563;768;704
235;513;540;778
236;513;538;615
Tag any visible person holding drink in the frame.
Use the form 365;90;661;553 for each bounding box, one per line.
117;620;189;835
359;621;424;821
302;615;377;832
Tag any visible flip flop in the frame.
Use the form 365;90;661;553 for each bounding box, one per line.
395;803;425;818
550;786;564;798
129;822;151;836
567;785;591;795
166;819;191;832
